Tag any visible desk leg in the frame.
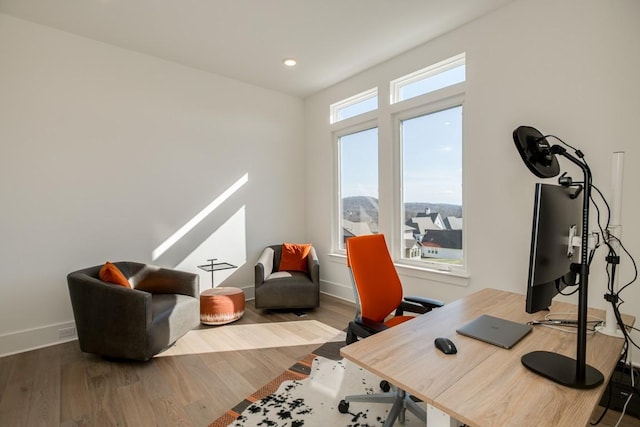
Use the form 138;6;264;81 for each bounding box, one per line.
427;404;460;427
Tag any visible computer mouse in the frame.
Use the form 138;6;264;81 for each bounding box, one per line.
434;337;457;355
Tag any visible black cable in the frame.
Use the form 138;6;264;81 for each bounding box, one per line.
544;134;585;161
611;235;638;295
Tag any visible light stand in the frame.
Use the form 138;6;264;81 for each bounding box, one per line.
514;126;604;389
596;152;625;337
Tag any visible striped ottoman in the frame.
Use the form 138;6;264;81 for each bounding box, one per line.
200;287;245;325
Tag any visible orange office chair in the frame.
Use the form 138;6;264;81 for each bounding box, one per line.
338;234;444;426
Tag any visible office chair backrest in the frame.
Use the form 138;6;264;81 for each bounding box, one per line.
346;234;403;323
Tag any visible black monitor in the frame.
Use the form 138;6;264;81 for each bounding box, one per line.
526;183;582;313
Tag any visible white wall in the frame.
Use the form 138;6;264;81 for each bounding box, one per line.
0;14;305;355
305;0;640;329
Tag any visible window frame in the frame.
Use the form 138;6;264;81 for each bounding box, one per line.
390;53;465;104
391;90;467;274
332;118;379;254
329;53;468;281
330;87;378;124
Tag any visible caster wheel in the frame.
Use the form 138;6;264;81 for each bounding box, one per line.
338;400;350;413
380;380;391;392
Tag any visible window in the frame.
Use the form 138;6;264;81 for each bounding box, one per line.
391;53;465;103
330;88;377;124
337;127;379;250
331;53;465;273
400;104;463;269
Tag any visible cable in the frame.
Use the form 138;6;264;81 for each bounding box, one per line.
612;346;636;427
545;134;585;161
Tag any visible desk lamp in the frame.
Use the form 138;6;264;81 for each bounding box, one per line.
513;125;604;389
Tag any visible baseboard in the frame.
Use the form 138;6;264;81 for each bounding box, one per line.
320;280;354;302
0;320;78;358
0;283;351;358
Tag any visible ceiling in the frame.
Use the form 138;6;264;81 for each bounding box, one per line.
0;0;514;97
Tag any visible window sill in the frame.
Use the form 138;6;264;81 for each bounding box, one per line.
328;252;469;287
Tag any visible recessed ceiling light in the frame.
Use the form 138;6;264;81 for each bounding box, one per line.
283;58;297;67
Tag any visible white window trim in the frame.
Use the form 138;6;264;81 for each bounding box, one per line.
330;87;378;124
390;53;465;104
332;119;378;255
391;91;468;276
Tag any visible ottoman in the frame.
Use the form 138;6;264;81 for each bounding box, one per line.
200;287;245;325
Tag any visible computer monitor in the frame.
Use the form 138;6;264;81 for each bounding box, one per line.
526;183;582;314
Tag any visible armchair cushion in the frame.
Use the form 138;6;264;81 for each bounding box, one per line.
99;261;132;288
279;243;312;272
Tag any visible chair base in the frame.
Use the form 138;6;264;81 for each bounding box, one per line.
339;387;426;426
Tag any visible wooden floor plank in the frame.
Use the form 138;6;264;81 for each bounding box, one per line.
0;293;638;426
26;345;61;426
0;349;38;426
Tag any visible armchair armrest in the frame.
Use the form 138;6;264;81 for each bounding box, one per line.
307;246;320;285
134;265;199;297
255;247;275;287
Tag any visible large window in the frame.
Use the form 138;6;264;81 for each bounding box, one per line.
331;53;465;273
337;127;379;250
400;105;463;268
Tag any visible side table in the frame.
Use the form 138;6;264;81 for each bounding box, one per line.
200;287;245;325
197;258;237;287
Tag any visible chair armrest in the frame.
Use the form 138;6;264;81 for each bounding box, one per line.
405;296;444;309
354;316;389;334
135;266;199;297
307;246;320;285
396;296;444;315
255;247;275;287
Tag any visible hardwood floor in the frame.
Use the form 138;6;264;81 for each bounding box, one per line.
0;293;638;426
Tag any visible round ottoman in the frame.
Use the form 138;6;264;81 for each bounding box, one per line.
200;287;245;325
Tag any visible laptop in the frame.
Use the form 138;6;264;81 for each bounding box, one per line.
456;314;532;349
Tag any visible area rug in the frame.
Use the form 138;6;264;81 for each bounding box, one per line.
210;339;424;427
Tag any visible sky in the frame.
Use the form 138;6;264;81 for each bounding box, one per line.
338;64;464;206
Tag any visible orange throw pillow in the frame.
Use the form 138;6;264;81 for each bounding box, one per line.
99;261;131;288
279;243;312;273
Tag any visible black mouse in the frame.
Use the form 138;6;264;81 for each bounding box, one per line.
434;337;457;355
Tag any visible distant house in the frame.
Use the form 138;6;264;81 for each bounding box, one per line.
409;216;441;234
343;219;373;243
404;238;422;259
444;216;463;230
415;208;447;230
421;229;463;260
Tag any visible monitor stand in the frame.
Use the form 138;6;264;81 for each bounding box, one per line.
522;351;604;389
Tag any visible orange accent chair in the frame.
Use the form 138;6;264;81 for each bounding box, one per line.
338;234;444;425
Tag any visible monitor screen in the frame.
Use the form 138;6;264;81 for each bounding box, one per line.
526;183;583;313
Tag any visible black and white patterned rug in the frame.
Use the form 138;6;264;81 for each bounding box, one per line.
212;346;424;427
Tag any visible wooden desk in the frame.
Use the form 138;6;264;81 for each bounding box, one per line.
340;288;634;427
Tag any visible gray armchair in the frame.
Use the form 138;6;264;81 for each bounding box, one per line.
254;245;320;310
67;262;200;361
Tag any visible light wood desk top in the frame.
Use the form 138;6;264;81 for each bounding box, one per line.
340;288;634;427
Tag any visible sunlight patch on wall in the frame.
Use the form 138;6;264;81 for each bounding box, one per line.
176;205;247;288
152;173;248;261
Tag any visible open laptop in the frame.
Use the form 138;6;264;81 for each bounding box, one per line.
456;314;532;349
